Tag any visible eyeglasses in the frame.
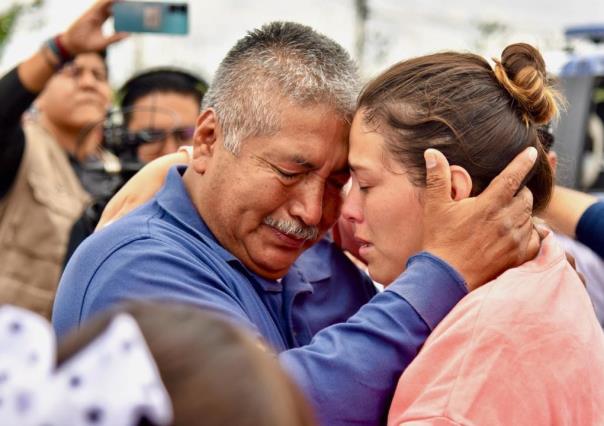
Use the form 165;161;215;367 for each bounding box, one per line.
124;126;195;147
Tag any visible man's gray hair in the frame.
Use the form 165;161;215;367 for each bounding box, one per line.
202;21;359;153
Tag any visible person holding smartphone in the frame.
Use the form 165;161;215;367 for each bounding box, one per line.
64;67;208;265
0;0;127;318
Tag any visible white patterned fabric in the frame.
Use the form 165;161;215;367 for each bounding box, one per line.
0;305;173;426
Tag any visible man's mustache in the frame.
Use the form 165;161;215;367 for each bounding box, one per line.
263;216;319;241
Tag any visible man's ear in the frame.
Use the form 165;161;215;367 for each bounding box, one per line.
191;109;220;174
449;165;472;200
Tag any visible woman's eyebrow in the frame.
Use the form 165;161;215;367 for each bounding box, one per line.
349;162;371;173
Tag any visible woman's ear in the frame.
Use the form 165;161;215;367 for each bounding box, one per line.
191;109;220;174
449;165;472;200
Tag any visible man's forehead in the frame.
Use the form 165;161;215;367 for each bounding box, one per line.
73;52;107;70
128;108;176;128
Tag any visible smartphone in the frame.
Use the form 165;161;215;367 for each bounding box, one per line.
112;1;188;35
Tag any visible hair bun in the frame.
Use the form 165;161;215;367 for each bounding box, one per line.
493;43;561;125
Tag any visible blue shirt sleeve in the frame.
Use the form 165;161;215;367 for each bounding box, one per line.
53;238;262;339
280;252;467;426
576;201;604;259
55;232;467;426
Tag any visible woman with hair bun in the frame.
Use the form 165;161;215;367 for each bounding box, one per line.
86;41;604;423
339;43;604;424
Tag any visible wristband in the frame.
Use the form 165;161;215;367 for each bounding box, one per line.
45;35;74;67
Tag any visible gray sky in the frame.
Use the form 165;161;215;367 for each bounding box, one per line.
2;0;603;86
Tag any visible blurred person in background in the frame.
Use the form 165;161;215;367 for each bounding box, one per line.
54;21;541;425
64;67;208;263
540;134;604;326
544;180;604;259
118;67;207;164
0;302;315;426
58;301;316;426
0;0;126;318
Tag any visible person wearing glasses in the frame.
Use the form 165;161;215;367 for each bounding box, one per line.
0;0;126;318
118;67;207;164
63;67;207;266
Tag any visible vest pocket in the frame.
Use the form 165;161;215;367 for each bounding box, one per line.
8;172;87;263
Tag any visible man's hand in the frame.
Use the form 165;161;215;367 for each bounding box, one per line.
61;0;128;55
421;147;540;291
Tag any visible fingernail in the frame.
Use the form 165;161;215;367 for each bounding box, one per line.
425;149;437;169
527;147;537;163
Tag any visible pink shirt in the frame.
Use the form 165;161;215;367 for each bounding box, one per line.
388;233;604;425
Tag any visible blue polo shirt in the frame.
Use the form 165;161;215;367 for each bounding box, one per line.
53;166;467;425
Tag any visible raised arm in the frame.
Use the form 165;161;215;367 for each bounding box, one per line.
0;0;126;197
0;67;38;198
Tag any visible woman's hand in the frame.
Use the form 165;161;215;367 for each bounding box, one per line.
96;150;190;230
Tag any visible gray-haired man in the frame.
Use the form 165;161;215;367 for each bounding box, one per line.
55;22;539;425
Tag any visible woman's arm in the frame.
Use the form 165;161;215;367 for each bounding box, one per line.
96;149;191;229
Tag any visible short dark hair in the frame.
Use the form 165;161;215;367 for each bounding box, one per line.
119;67;208;116
358;43;563;213
57;301;315;426
202;21;359;153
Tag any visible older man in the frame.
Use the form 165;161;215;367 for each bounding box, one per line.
54;22;538;425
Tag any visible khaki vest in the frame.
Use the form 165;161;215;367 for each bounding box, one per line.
0;122;90;318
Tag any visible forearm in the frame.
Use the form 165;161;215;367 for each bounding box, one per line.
576;201;604;259
542;186;597;237
0;66;39;128
17;47;57;94
0;67;39;197
280;254;467;426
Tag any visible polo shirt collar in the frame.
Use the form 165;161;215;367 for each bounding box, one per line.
288;235;335;283
156;166;283;293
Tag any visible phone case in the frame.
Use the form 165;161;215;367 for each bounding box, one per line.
113;2;188;35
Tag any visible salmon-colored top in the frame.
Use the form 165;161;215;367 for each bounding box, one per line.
388;233;604;426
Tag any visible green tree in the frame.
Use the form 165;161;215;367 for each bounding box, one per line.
0;0;43;57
